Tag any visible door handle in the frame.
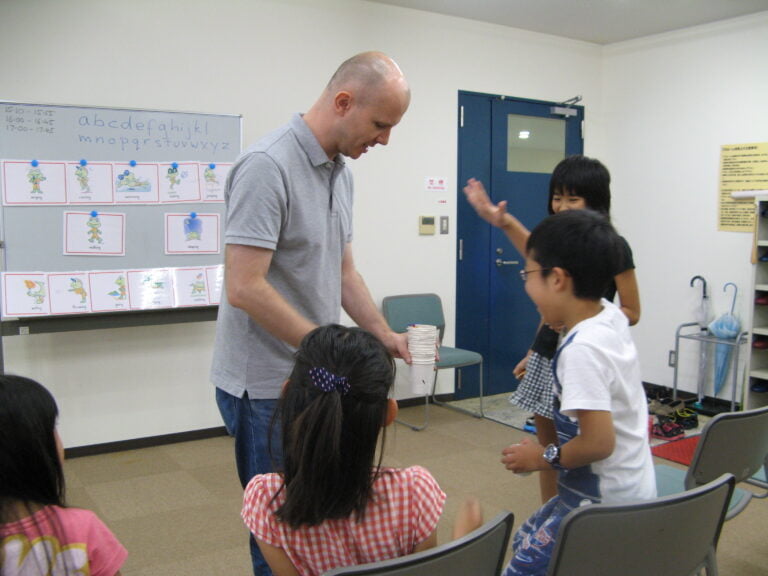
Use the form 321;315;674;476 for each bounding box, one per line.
495;258;520;267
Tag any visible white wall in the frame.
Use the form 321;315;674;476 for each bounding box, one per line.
1;0;764;447
600;12;768;401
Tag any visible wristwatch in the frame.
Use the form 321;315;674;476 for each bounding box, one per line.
543;443;563;469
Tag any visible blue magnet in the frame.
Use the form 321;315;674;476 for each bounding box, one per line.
118;174;124;180
90;210;98;217
189;212;197;219
208;163;216;169
31;159;39;167
171;162;178;169
123;170;130;176
129;160;137;167
80;159;88;166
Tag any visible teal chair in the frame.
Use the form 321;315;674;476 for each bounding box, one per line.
655;404;768;520
382;293;483;431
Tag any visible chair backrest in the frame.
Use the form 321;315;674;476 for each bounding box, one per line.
322;511;514;576
382;294;446;341
546;474;735;576
686;404;768;490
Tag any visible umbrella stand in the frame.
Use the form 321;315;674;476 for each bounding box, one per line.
674;325;748;412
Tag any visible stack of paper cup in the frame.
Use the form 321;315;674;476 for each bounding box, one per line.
407;324;438;394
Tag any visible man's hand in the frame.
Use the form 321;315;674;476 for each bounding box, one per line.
382;331;411;364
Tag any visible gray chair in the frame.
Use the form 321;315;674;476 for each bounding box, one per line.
322;511;513;576
382;293;483;431
746;455;768;490
655;404;768;520
547;474;735;576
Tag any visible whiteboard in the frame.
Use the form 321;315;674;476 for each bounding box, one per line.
0;101;241;273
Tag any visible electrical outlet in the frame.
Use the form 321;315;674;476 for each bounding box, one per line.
668;350;676;367
440;216;449;234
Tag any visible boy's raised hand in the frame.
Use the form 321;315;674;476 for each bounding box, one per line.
463;178;509;229
501;437;545;474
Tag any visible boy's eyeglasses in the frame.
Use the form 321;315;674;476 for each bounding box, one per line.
519;268;550;281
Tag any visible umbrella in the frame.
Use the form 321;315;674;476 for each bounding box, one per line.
690;275;711;409
707;282;740;398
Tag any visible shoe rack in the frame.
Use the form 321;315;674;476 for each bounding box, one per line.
748;198;768;408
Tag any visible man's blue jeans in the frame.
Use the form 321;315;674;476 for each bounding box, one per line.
216;388;282;576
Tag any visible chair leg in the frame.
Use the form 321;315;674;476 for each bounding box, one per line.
745;462;768;497
432;362;484;419
395;382;431;431
704;548;718;576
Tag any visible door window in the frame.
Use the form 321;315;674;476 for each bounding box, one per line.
506;114;565;173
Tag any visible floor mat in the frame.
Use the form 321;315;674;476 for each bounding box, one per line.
651;434;700;465
447;393;533;432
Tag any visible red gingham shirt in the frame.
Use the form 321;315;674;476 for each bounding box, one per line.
242;466;446;576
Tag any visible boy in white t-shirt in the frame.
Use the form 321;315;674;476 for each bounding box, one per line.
500;210;656;576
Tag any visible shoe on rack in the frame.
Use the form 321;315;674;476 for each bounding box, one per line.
751;381;768;393
756;295;768;305
523;416;536;433
651;417;686;441
649;398;684;417
672;408;699;430
754;339;768;349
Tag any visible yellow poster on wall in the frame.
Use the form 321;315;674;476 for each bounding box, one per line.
718;142;768;232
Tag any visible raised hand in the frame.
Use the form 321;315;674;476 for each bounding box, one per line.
463;178;509;229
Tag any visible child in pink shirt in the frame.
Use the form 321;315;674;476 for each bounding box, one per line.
0;375;127;576
241;324;481;576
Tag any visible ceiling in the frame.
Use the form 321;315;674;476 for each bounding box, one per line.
366;0;768;44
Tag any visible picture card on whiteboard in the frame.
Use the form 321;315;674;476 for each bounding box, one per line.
66;161;115;204
2;273;50;317
64;211;126;256
114;162;159;204
2;160;67;205
206;265;224;304
173;267;210;307
165;212;220;254
48;272;91;315
127;269;174;309
89;271;130;312
199;162;232;202
159;162;201;203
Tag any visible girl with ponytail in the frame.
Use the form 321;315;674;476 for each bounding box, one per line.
241;324;481;576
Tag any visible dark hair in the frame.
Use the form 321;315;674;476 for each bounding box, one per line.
548;155;611;217
0;375;69;574
273;324;394;528
0;374;65;522
527;210;622;300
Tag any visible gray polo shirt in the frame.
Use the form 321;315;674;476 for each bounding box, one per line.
210;114;353;399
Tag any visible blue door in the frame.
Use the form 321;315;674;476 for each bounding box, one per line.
455;92;584;399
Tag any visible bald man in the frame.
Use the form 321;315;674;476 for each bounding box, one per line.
210;52;411;575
